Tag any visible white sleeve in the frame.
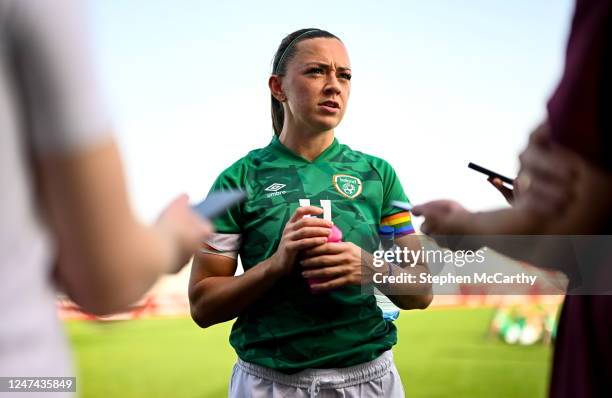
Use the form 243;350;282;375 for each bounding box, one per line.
11;0;112;154
200;233;242;259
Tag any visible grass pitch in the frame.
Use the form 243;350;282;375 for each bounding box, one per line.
67;307;551;398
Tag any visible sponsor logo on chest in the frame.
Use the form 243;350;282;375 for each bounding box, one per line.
264;183;288;198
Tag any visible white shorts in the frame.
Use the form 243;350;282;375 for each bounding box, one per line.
229;350;405;398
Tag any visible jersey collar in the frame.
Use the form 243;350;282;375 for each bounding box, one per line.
269;135;341;164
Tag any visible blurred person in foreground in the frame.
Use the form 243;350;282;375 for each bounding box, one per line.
0;0;212;386
412;0;612;396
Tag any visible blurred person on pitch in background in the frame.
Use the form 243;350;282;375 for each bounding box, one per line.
0;0;212;387
412;0;612;396
189;28;432;398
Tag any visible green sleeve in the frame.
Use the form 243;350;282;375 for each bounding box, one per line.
208;160;246;234
366;155;410;219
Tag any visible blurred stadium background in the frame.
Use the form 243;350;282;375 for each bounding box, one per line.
59;261;563;398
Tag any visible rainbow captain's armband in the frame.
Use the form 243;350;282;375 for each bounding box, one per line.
380;211;415;236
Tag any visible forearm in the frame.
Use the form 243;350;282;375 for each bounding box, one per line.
57;221;174;315
365;250;433;310
458;209;580;272
41;141;187;314
189;257;282;328
42;141;208;314
384;263;433;310
471;208;541;235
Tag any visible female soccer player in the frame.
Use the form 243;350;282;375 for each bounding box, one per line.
189;28;432;397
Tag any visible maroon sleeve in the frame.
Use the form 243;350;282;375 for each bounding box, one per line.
547;4;612;398
547;0;612;169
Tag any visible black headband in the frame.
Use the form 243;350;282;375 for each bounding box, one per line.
273;29;321;74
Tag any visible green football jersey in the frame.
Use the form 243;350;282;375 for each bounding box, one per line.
207;135;413;373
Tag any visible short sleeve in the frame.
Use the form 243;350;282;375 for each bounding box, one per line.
367;156;415;236
10;0;112;154
200;157;252;259
207;163;245;234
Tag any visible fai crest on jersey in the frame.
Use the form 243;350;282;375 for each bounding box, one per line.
333;174;363;199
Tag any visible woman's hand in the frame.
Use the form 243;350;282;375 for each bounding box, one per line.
513;122;577;216
411;200;472;235
412;122;581;238
299;241;370;291
187;206;330;328
268;206;332;277
486;122;577;213
156;194;214;273
488;177;514;204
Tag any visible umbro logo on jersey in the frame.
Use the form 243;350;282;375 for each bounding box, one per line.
265;183;286;192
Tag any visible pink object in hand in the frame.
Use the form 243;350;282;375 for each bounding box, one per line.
307;225;343;289
327;224;343;243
